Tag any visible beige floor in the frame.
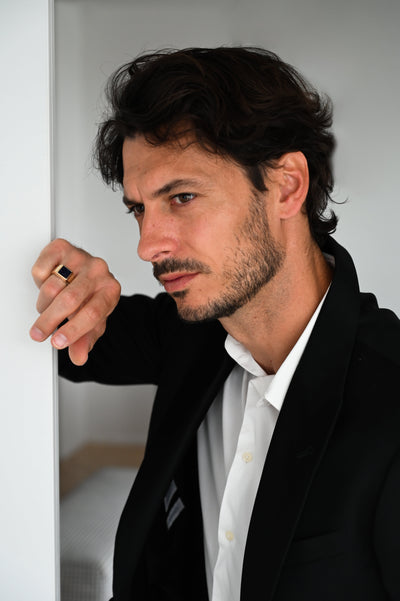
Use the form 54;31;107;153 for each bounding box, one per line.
59;442;145;498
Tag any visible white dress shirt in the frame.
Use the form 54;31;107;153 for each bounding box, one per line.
197;290;329;601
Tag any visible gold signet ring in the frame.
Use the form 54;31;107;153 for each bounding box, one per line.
51;264;74;285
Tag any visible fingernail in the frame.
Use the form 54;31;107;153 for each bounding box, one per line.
30;326;45;341
52;333;68;349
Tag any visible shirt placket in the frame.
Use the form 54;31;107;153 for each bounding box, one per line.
212;375;267;601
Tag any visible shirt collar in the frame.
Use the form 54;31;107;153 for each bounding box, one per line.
224;284;331;412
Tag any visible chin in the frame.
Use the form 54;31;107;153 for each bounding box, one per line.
174;296;240;323
172;294;215;323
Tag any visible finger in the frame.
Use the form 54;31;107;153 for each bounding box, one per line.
30;277;93;341
50;292;110;349
67;334;92;366
65;320;106;366
36;272;70;314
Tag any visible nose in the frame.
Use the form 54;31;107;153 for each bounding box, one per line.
137;210;179;263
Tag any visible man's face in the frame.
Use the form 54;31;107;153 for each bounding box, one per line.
122;134;285;322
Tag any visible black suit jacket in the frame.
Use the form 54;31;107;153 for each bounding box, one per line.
59;237;400;601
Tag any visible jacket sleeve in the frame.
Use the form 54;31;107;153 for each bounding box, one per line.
58;293;180;387
374;444;400;599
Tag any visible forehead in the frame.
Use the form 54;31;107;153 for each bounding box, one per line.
123;133;209;167
122;134;247;196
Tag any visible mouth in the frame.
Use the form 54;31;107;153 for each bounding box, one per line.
159;272;199;294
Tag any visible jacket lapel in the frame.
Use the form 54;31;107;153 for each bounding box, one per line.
241;238;361;601
113;319;234;600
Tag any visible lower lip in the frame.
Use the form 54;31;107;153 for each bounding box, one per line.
163;273;198;293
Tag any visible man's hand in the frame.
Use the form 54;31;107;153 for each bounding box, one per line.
30;238;121;366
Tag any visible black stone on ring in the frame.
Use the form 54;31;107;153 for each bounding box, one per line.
51;264;74;284
58;265;72;279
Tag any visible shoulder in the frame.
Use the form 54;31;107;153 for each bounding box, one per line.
357;292;400;368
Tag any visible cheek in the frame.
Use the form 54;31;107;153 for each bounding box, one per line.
190;215;236;248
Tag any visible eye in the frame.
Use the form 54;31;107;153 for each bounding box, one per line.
171;193;196;205
126;203;145;218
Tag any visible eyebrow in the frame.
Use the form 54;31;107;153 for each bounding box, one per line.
123;178;204;206
151;178;202;198
122;195;138;208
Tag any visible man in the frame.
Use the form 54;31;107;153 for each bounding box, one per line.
30;47;400;600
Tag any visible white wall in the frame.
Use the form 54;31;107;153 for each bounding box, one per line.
0;1;59;599
55;0;400;457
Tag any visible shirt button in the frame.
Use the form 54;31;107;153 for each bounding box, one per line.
242;451;253;463
225;530;234;542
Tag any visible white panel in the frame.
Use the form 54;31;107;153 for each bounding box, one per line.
0;1;59;600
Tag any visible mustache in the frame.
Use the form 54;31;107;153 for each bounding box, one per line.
153;258;211;280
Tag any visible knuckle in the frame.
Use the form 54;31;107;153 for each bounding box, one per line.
58;286;81;309
82;303;103;325
50;237;70;255
98;321;107;337
51;238;88;266
86;258;121;296
32;261;50;283
91;322;107;348
46;277;64;297
56;237;74;249
108;278;122;299
101;282;121;313
90;256;109;276
91;327;106;352
95;256;108;270
35;278;64;312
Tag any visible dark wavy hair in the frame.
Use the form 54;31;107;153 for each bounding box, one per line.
95;46;337;244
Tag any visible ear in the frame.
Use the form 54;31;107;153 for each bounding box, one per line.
272;151;309;220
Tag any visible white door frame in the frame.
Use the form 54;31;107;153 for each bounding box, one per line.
0;1;59;599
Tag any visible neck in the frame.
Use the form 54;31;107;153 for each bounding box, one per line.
219;239;333;374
